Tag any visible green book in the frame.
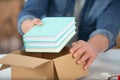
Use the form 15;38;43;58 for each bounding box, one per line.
24;25;76;48
23;17;75;42
25;31;76;53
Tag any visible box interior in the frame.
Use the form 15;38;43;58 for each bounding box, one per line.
13;47;70;60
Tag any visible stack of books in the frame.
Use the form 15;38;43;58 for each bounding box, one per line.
23;17;76;53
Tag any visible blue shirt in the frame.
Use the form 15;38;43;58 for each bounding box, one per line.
18;0;120;50
78;0;120;49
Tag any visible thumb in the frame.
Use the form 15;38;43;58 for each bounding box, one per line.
32;18;43;26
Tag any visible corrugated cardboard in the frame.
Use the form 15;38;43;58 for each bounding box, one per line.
0;47;89;80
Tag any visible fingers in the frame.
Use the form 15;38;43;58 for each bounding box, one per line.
70;40;86;53
84;57;95;70
73;44;87;58
21;19;35;33
76;52;95;70
70;40;97;70
21;18;42;34
32;18;42;26
77;52;89;65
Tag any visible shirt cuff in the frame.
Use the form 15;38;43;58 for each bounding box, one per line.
89;29;116;51
18;15;36;35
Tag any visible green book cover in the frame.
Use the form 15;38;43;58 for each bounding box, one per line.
25;31;76;53
23;17;75;42
24;26;76;48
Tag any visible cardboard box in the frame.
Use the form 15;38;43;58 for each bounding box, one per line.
0;47;89;80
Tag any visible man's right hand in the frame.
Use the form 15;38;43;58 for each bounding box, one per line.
21;18;42;34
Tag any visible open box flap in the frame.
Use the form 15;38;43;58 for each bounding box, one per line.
0;64;10;70
0;53;50;69
53;54;89;79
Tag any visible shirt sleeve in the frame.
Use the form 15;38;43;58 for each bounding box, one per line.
18;0;49;35
90;0;120;50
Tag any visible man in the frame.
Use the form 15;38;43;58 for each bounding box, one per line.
18;0;120;69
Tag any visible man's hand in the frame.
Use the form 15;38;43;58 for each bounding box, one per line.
70;40;98;70
21;18;42;33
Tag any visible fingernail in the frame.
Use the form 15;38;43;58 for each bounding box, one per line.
84;67;87;70
77;61;79;64
70;49;73;53
73;54;77;58
77;61;81;64
39;23;43;25
38;23;43;26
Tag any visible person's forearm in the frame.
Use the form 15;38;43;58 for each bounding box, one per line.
88;34;109;53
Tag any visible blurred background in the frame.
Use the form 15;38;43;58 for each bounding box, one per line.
0;0;120;54
0;0;24;54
